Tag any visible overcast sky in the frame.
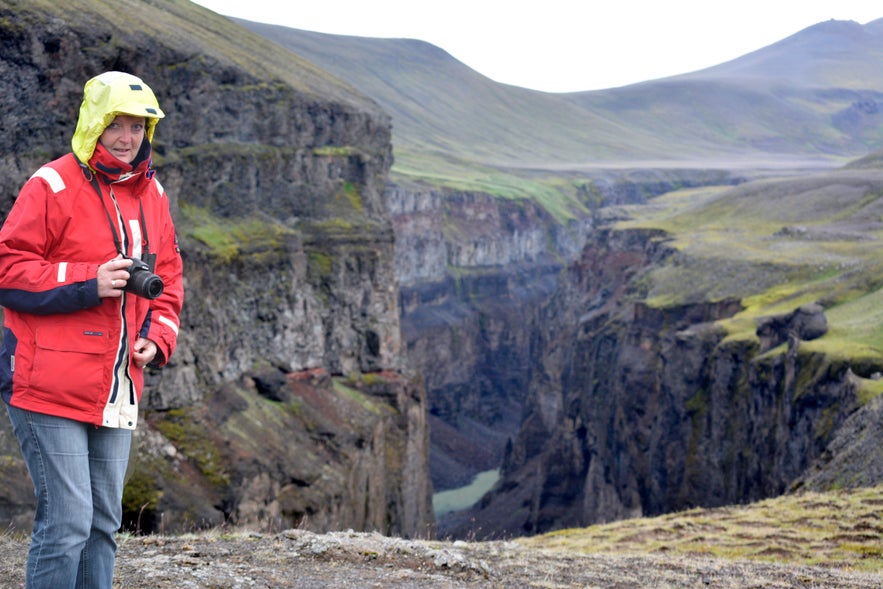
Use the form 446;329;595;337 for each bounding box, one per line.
192;0;882;93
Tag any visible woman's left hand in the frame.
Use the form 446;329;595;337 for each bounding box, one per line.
133;337;158;368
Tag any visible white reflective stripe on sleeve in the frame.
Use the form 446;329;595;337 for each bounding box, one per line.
158;315;179;335
129;219;143;260
31;167;66;193
57;262;68;282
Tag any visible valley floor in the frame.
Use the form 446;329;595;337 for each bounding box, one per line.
2;528;880;588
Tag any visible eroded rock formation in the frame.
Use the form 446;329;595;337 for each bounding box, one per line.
0;0;431;537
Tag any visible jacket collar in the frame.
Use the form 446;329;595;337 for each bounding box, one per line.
88;139;154;184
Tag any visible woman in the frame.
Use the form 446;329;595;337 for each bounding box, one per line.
0;71;184;589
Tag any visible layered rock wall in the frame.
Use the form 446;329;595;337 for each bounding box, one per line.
448;225;868;538
390;183;589;489
0;1;431;537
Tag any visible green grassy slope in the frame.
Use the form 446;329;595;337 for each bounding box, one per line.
230;23;671;167
12;0;380;113
239;17;883;174
615;159;883;383
523;484;883;572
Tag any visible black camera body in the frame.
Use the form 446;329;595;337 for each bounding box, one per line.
125;256;164;299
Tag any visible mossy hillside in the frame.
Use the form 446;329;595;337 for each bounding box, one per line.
210;373;402;462
152;407;230;489
218;384;311;452
176;182;388;270
526;484;883;572
808;284;883;364
391;152;594;269
334;377;384;416
122;371;410;534
218;373;408;507
392;149;590;226
14;0;377;109
340;181;363;214
307;251;333;284
173;201;392;312
321;180;368;223
169;141;381;235
615;168;883;374
178;203;299;263
313;146;359;158
854;377;883;405
171;140;372;169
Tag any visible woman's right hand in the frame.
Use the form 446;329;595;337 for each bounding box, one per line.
97;255;132;298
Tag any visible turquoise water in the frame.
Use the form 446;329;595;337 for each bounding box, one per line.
432;469;500;517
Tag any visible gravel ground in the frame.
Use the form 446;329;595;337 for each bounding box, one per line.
3;528;882;588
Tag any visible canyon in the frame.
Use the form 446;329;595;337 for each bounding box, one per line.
1;1;882;544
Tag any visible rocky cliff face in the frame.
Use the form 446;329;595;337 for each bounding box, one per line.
389;183;592;491
390;175;745;498
0;1;431;537
444;223;873;538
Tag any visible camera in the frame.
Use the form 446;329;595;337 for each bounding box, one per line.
124;256;164;299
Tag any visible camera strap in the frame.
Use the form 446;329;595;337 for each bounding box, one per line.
84;171;151;261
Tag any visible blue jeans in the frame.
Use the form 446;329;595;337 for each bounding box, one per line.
6;404;132;589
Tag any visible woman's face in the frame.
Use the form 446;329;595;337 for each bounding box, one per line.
99;115;146;164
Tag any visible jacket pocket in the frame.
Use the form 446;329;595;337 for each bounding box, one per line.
29;325;112;401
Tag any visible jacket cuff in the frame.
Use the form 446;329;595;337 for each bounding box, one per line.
80;279;101;308
147;324;176;367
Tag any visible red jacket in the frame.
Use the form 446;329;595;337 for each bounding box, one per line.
0;145;183;428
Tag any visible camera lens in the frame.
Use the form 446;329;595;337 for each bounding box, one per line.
142;275;164;299
125;258;165;299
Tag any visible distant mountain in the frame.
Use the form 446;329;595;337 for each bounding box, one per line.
232;22;658;169
677;19;883;87
237;18;883;173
